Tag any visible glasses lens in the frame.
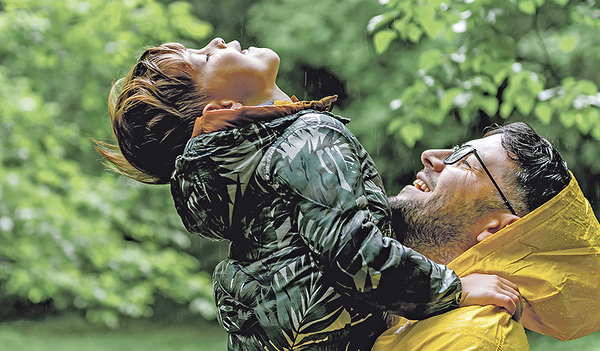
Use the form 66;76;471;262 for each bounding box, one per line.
444;145;473;164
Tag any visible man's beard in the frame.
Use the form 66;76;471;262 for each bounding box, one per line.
389;191;476;262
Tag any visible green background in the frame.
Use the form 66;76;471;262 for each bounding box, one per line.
1;0;599;348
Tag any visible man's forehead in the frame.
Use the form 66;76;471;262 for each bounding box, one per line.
463;134;503;152
464;134;511;165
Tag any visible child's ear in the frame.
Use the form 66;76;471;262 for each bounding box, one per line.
476;213;520;242
202;100;242;114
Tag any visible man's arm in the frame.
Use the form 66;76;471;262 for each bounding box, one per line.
262;113;462;319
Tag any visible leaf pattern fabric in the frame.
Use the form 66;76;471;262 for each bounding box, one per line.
171;109;461;350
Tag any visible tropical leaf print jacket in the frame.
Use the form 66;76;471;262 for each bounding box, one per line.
171;105;462;350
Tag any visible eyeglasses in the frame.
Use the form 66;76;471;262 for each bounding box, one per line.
444;145;517;215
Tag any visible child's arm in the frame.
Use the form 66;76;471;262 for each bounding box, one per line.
460;273;521;316
263;113;518;319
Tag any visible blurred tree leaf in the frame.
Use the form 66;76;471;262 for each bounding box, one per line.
559;34;579;53
374;29;397;54
400;123;424;148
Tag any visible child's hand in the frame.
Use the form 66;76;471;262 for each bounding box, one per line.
459;273;521;316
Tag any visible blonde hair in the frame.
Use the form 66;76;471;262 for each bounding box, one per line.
96;43;210;184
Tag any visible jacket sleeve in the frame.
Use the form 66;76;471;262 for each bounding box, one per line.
262;113;462;320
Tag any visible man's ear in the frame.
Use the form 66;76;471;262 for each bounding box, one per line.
202;100;243;114
476;213;521;242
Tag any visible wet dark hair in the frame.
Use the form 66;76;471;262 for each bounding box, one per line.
485;122;571;213
96;43;210;184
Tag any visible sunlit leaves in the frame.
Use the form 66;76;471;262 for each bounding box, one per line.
400;122;424;148
370;0;600;147
374;29;397;54
0;0;215;327
575;109;599;134
481;61;512;86
535;102;553;124
558;109;577;128
419;49;444;70
476;95;499;117
169;2;213;40
559;34;579;53
517;0;537;15
440;88;462;114
504;71;545;116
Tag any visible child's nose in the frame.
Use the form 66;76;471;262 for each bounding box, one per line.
210;37;227;48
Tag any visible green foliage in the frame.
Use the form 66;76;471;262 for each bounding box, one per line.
374;29;398;54
372;0;600;144
0;0;216;327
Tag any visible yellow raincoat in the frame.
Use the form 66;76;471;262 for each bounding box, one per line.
373;174;600;350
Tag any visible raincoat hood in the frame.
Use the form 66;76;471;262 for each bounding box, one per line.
449;173;600;341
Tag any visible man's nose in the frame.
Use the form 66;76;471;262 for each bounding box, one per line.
421;149;452;172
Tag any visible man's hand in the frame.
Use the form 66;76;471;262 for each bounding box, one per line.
459;273;521;317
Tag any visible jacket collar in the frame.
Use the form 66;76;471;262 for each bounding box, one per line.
190;95;338;139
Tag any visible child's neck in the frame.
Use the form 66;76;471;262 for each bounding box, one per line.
270;86;292;103
249;85;291;106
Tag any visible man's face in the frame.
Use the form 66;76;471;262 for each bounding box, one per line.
389;134;517;263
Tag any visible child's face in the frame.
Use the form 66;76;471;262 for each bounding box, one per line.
183;38;281;105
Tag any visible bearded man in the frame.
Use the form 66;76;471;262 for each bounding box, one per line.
373;122;600;350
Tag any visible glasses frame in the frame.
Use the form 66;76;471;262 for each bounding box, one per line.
444;145;517;215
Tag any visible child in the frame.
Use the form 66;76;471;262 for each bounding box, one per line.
97;38;519;350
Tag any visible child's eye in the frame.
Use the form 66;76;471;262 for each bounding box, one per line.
205;53;211;61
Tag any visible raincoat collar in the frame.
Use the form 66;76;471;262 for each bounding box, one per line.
190;95;338;138
448;172;600;340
